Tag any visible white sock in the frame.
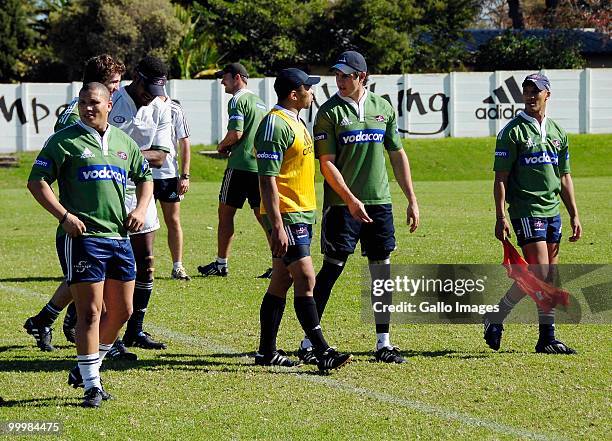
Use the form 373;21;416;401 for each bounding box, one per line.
376;333;391;350
301;337;312;349
216;257;228;267
78;353;101;390
98;343;113;368
173;261;182;271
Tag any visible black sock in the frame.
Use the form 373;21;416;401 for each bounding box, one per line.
375;324;390;334
34;301;62;327
538;307;555;341
258;293;286;355
63;302;77;328
294;296;329;354
126;279;153;337
313;260;344;319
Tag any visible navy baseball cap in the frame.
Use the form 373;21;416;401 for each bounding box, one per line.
522;73;551;91
215;62;249;79
137;71;167;97
331;51;368;74
274;68;320;91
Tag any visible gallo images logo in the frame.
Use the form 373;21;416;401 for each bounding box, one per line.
476;77;524;120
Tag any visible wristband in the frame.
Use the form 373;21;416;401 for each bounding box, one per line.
496;216;506;220
59;211;69;224
180;173;190;179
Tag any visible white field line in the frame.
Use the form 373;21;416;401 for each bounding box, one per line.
2;283;562;441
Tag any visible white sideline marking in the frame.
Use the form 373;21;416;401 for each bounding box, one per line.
3;283;560;441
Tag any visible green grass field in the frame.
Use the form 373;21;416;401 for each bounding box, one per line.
0;135;610;440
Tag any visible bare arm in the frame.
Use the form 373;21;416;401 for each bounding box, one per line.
142;149;166;168
388;149;419;232
560;173;582;241
217;130;243;154
27;180;86;237
493;171;511;241
259;175;288;256
318;154;372;223
178;136;191;195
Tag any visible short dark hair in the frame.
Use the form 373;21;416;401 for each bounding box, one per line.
273;81;294;101
80;82;110;100
83;54;125;84
136;55;168;78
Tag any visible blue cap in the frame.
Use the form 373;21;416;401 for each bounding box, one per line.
523;73;551;91
331;51;367;74
275;68;320;90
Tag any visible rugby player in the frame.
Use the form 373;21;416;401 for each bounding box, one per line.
155;96;191;281
197;63;272;279
24;54;127;353
298;51;420;365
109;55;173;351
254;68;352;371
28;82;153;407
485;73;581;354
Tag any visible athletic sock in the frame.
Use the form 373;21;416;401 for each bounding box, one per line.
34;301;62;327
98;343;113;368
78;353;101;390
370;259;391;338
313;258;345;319
173;261;182;271
490;289;521;324
63;302;77;328
301;337;313;349
537;307;556;341
258;293;286;355
216;257;228;269
125;279;153;337
294;296;329;355
376;332;391;350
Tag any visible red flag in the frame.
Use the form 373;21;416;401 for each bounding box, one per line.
502;240;569;313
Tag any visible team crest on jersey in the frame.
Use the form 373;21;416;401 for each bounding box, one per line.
113;115;126;124
117;151;128;160
551;139;561;147
339;117;352;126
80;147;95;159
533;219;545;230
375;115;385;122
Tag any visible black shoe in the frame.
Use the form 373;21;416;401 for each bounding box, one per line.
106;339;138;360
256;267;273;279
81;387;104;408
197;261;228;277
63;305;77;344
68;366;112;400
317;347;353;372
123;332;167;350
535;339;577;354
374;346;405;363
254;349;300;367
297;346;319;365
483;316;504;351
62;325;76;344
23;317;55;351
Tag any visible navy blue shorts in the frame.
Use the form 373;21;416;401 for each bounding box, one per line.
56;236;136;285
511;214;562;247
321;204;396;260
270;223;312;266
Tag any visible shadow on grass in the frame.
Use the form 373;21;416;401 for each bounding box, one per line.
0;396;74;408
0;276;64;283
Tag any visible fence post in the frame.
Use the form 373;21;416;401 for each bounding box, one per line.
18;83;29;152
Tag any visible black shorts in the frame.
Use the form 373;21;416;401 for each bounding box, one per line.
219;168;261;209
270;223;312;266
154;178;182;203
511;214;562;247
321;204;396;260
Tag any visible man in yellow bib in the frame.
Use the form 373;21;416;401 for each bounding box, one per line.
254;68;352;372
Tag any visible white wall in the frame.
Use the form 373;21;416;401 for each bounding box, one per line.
1;68;610;152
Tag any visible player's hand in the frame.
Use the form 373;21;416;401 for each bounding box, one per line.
178;177;189;196
125;209;146;233
270;226;289;257
495;218;511;241
347;198;373;223
407;200;420;233
569;215;582;242
62;213;86;237
217;145;230;156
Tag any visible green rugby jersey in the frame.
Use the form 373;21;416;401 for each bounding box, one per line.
29;121;152;238
227;89;267;173
54;97;79;132
314;91;402;207
494;111;570;219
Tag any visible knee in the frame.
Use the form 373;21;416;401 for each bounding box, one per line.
137;255;155;281
78;306;102;328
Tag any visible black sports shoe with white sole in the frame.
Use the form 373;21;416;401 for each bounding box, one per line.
254;350;300;367
197;261;228;277
23;317;54;351
483;316;504;351
297;346;319;365
317;347;353;372
535;339;577;354
374;346;405;363
123;332;167;350
106;339;138;360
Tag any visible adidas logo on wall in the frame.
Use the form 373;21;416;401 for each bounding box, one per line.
475;76;524;120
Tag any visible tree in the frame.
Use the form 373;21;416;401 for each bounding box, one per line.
507;0;525;29
0;0;37;82
47;0;185;80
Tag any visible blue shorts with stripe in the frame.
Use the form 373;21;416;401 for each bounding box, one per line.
510;214;562;247
56;236;136;285
268;223;312;266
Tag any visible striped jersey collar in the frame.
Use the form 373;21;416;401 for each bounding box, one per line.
518;110;547;141
77;120;111;156
337;89;368;122
273;104;299;121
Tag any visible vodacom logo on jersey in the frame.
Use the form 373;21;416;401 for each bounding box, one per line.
78;165;127;185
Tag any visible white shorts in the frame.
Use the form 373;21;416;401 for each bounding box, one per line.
124;192;160;236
